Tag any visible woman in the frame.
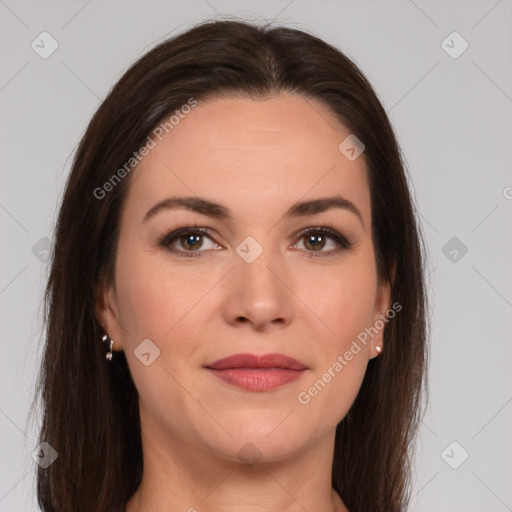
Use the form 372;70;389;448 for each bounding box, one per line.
32;19;429;512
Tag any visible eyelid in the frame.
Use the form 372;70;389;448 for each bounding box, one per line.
157;224;353;257
157;226;221;257
290;226;353;255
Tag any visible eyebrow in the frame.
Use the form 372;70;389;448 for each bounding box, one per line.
142;195;365;229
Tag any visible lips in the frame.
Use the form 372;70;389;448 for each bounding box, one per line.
206;353;308;371
205;353;308;392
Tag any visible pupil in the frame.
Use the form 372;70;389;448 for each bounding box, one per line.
183;234;201;250
307;234;324;250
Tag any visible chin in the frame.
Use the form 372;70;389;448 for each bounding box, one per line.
205;421;315;465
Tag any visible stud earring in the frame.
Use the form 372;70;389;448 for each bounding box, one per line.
101;334;114;361
371;345;382;359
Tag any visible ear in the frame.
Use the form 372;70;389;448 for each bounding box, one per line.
94;277;124;351
370;262;396;358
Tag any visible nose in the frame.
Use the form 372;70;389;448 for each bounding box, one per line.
222;244;294;332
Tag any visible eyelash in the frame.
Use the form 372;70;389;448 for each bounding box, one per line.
157;224;353;259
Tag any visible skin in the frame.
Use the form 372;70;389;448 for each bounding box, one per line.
95;93;391;512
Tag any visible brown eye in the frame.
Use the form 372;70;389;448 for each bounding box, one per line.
179;233;203;251
303;233;327;251
158;227;222;258
292;227;353;257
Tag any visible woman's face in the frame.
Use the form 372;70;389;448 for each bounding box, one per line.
97;94;391;465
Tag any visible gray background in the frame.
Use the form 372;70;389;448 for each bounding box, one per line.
1;1;511;510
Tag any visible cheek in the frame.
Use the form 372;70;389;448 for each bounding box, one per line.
296;356;368;429
113;250;215;385
302;256;378;351
290;257;377;420
115;247;203;341
112;257;204;428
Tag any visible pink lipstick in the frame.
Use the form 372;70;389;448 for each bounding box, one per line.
205;353;308;392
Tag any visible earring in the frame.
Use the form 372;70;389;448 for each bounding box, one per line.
371;345;382;359
102;334;114;361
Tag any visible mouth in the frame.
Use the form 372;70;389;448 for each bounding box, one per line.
204;353;309;392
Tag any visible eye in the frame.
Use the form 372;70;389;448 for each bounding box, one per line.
158;227;222;257
157;225;353;258
291;227;353;257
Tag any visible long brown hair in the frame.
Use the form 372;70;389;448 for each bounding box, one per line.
30;19;429;512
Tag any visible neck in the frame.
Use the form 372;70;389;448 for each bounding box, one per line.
126;413;349;512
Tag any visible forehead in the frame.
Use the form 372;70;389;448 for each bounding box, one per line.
123;94;370;225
